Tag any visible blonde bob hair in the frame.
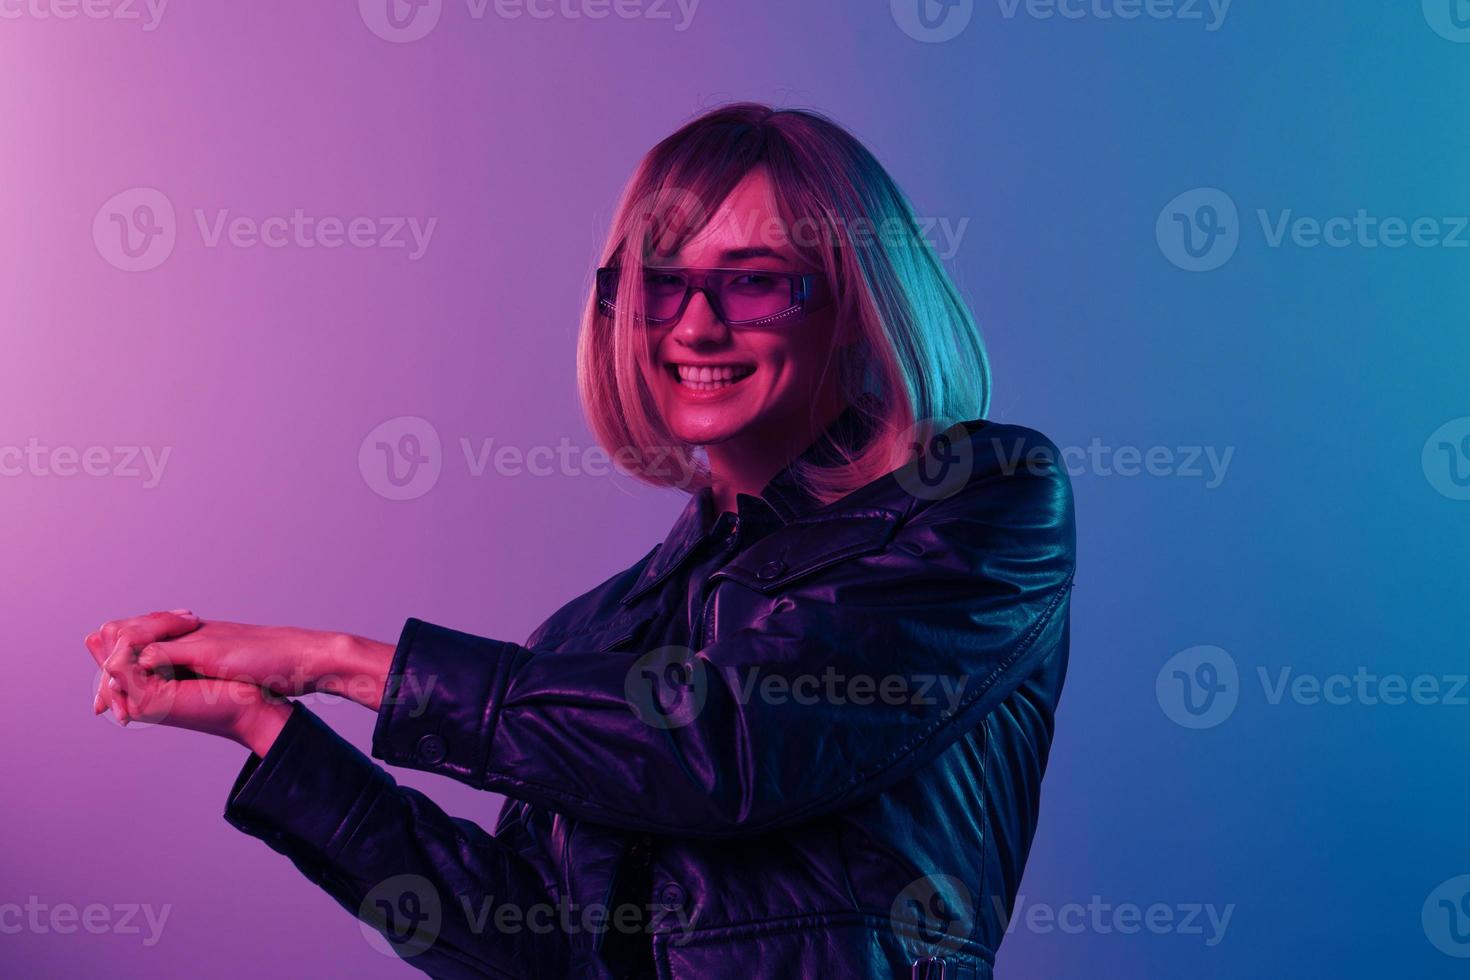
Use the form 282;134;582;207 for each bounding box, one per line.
577;101;990;507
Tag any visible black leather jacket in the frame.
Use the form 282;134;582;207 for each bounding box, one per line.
223;414;1077;979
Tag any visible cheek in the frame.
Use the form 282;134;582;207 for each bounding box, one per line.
640;334;671;388
759;337;825;392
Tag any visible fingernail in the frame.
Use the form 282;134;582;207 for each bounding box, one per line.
170;608;196;618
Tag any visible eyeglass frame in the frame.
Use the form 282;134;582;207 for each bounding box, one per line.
595;265;833;328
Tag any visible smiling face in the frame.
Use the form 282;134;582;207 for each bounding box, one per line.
638;168;849;482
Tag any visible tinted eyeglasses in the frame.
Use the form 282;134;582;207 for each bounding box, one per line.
595;266;832;327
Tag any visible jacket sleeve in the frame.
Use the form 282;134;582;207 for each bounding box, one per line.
371;425;1076;839
223;701;567;979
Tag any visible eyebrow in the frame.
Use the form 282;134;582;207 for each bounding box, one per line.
660;245;793;265
717;246;787;262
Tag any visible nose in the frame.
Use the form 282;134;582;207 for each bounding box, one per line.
670;287;730;347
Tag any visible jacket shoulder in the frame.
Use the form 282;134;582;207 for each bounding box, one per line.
966;420;1071;489
963;418;1074;527
871;418;1073;517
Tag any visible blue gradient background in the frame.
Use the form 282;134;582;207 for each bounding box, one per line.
2;1;1466;976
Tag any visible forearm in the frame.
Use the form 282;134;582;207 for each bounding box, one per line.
229;632;395;758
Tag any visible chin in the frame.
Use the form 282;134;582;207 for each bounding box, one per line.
662;411;753;447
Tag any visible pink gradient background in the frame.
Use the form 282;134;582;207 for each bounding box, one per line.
6;2;1468;978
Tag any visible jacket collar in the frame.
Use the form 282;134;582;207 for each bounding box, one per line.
618;397;879;606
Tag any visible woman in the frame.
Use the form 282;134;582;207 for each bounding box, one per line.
86;102;1076;980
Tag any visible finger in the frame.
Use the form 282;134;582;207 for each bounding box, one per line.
96;611;198;712
135;636;206;685
96;610;200;657
128;675;261;732
108;676;130;725
131;610;202;645
86;632;121;714
102;634;137;678
84;630;108;668
102;638;131;719
104;635;147;724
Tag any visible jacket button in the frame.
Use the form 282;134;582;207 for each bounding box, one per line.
657;882;688;911
416;733;448;765
756;559;785;581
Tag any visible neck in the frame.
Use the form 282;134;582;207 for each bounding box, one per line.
705;393;849;515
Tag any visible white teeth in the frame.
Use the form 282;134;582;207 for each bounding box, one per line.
673;364;753;389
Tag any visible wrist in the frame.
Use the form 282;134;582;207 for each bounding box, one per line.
235;699;293;757
314;631;396;711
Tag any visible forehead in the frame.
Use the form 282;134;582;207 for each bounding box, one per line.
666;168;798;265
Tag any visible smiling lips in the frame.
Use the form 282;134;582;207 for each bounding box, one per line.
669;363;756;391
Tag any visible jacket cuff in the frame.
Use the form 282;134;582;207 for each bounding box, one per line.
223;701;390;866
369;616;515;790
